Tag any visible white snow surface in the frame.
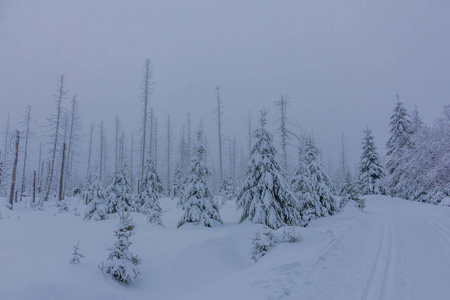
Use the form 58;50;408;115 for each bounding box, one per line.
1;195;449;300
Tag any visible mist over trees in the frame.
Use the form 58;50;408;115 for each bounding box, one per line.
1;59;449;219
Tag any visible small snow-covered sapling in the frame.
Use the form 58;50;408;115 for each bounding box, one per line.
70;241;85;264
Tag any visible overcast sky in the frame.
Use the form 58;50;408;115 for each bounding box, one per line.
1;0;449;173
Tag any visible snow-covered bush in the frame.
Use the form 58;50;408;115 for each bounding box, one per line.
250;226;300;262
178;130;223;228
219;177;236;204
70;242;85;264
100;211;142;284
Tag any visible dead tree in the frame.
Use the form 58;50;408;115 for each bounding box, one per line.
19;105;32;201
166;114;172;197
64;96;81;196
275;94;290;177
87;124;94;178
59;142;66;201
140;59;153;179
33;170;36;204
214;86;224;182
9;130;20;210
99;121;104;181
248;111;252;159
43;75;66;202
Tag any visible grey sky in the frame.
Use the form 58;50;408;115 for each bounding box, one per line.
1;0;449;173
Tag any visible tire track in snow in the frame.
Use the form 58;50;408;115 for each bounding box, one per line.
361;217;394;300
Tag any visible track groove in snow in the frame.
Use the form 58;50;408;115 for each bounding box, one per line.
1;195;450;299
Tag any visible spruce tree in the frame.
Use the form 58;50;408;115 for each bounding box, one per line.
358;128;384;195
237;110;301;230
84;174;108;221
385;98;412;195
290;139;317;226
178;130;222;228
105;164;132;213
101;211;141;284
219;176;236;203
304;136;338;217
340;171;365;210
136;159;164;225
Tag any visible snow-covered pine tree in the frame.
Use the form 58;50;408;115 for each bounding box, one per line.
340;171;365;210
237;110;301;230
70;242;85;264
136;159;164;225
304;136;338;217
105;163;133;214
385;97;412;196
178;129;222;228
290;138;317;226
172;162;183;198
84;173;108;221
219;176;236;203
101;211;141;284
358;127;384;195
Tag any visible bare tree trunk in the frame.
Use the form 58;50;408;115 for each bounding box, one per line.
232;135;236;182
115;115;120;172
215;86;224;182
1;114;10;191
37;142;42;193
44;75;65;202
167;114;171;197
59;142;66;201
87;124;94;177
154;116;158;168
20;105;32;202
64;96;77;196
276;94;289;177
248;111;251;159
149;107;154;160
187;112;191;162
33;170;36;204
140;59;153;179
130;132;134;191
9;130;20;210
99;121;104;181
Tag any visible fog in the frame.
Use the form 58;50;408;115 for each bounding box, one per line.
1;0;449;175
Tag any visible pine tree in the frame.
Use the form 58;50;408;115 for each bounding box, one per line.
178;130;222;228
219;176;236;203
303;136;338;217
340;171;365;210
358;128;384;195
136;159;164;225
70;242;85;264
101;211;141;284
84;173;108;221
105;164;132;214
290;139;317;226
237;110;301;230
385;97;412;195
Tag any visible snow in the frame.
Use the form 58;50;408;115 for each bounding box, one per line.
1;195;450;299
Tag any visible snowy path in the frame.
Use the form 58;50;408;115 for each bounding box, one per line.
0;195;449;299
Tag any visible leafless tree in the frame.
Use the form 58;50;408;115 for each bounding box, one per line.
9;130;20;209
140;59;153;179
19;105;32;201
43;75;66;202
214;86;224;182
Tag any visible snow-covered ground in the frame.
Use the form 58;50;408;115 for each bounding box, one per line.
1;195;449;300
